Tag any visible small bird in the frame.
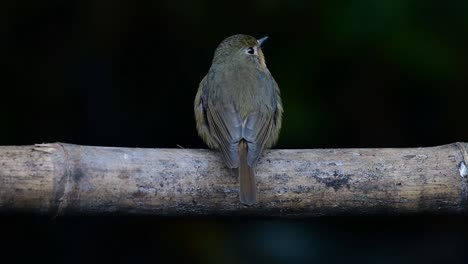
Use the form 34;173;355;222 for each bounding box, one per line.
194;34;283;205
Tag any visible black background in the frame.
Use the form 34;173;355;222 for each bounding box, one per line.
1;0;468;263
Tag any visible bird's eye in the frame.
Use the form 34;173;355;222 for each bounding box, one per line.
246;47;255;55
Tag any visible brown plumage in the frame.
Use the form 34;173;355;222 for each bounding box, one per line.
194;34;283;205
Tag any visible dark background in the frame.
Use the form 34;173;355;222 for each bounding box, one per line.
1;0;468;263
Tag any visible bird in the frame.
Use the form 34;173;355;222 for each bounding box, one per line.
194;34;283;205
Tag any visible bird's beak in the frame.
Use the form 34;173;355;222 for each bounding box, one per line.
258;36;269;47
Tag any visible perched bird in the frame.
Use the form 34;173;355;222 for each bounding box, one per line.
194;34;283;205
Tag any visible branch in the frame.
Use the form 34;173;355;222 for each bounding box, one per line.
0;143;467;217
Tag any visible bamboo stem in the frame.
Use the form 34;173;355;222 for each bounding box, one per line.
0;143;467;217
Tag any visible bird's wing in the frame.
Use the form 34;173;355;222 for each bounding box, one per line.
243;74;281;167
242;112;276;166
206;103;243;168
195;76;217;148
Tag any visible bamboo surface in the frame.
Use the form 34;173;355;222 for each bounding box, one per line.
0;143;467;217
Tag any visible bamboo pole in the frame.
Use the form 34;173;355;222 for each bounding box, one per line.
0;143;467;217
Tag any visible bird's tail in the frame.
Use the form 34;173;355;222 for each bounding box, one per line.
238;140;256;205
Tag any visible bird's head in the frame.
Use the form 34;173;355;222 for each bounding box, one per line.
212;34;268;68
